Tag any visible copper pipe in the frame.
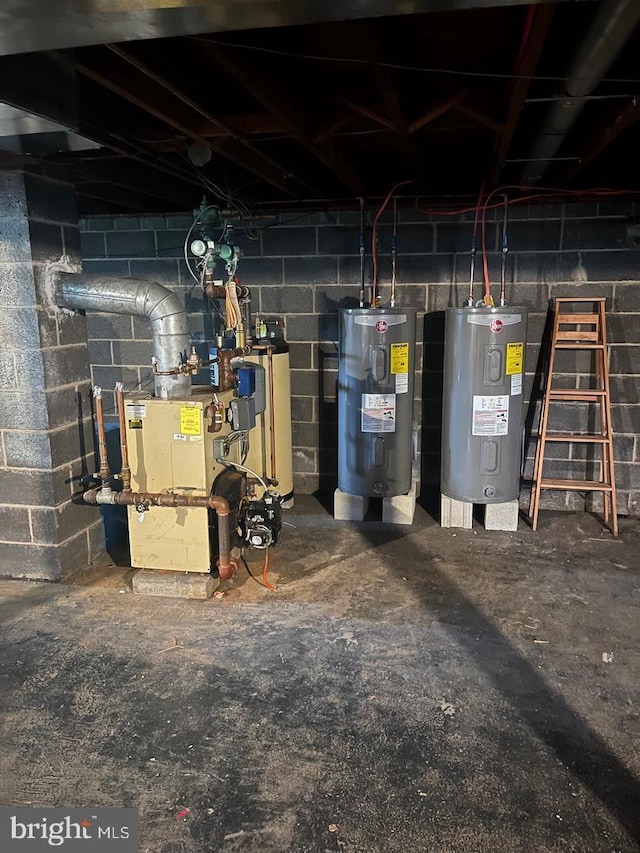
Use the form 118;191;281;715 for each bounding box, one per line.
83;489;236;579
92;386;111;481
114;382;131;491
204;284;227;299
218;349;235;391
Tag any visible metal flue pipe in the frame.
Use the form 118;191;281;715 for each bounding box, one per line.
522;0;640;184
59;274;191;398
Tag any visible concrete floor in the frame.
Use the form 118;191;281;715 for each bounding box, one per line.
1;498;639;852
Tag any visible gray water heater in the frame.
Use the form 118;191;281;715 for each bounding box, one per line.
441;306;528;503
338;308;416;497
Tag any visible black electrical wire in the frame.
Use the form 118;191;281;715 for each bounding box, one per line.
241;553;271;589
204;38;640;86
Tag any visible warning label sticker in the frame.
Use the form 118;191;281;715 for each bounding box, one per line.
472;395;510;436
390;343;409;374
506;342;524;375
396;373;409;394
511;373;523;396
126;404;146;419
179;405;201;436
361;394;396;433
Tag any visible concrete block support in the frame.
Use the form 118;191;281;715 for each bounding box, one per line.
440;494;473;529
333;488;368;521
382;479;418;525
0;171;104;580
484;500;520;532
132;569;219;599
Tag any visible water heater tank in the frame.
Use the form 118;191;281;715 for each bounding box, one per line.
338;308;416;497
441;306;528;503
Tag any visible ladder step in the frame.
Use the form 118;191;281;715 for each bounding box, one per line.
548;389;606;401
539;479;614;492
554;297;607;303
554;343;606;349
557;314;599;324
543;433;610;443
556;332;599;341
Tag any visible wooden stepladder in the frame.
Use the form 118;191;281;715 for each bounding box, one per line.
530;297;617;535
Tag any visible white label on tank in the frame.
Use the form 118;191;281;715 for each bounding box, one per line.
173;433;187;441
361;393;396;433
126;404;147;418
354;315;406;327
189;435;203;442
466;314;522;326
472;395;509;436
395;373;409;394
511;374;523;396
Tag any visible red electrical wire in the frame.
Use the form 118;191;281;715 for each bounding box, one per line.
371;179;413;305
414;184;640;304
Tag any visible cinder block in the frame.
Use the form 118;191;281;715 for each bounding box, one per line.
484;500;520;532
382;479;417;525
0;542;61;581
334;488;368;521
132;569;219;599
440;493;473;529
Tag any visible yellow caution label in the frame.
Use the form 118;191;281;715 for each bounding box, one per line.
506;342;524;375
180;405;202;436
390;343;409;374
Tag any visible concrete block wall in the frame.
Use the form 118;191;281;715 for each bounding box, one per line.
0;172;104;579
79;200;640;516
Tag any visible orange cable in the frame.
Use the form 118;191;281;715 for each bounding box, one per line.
262;546;277;591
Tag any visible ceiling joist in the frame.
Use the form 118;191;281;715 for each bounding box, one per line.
197;39;362;194
489;3;556;186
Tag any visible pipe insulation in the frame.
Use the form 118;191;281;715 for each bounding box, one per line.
59;274;191;398
522;0;640;184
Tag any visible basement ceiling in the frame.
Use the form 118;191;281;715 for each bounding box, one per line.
1;0;640;214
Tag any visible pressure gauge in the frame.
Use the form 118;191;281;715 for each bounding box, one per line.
190;239;207;257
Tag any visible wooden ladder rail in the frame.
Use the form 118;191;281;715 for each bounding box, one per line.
529;298;617;535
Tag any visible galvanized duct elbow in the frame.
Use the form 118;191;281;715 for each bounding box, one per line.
522;0;640;184
59;274;191;398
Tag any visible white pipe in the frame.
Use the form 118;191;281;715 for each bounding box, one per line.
59;274;191;398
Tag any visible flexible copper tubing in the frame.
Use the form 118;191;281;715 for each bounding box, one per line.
82;489;237;580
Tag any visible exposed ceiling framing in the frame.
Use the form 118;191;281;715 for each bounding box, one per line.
1;0;639;214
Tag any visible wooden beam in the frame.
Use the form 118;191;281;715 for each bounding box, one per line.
357;21;420;175
78;52;303;199
197;113;287;138
199;40;362;193
313;112;355;144
564;97;640;182
339;97;397;131
489;4;556;186
106;44;318;198
409;91;469;134
453;103;505;134
78;119;206;190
